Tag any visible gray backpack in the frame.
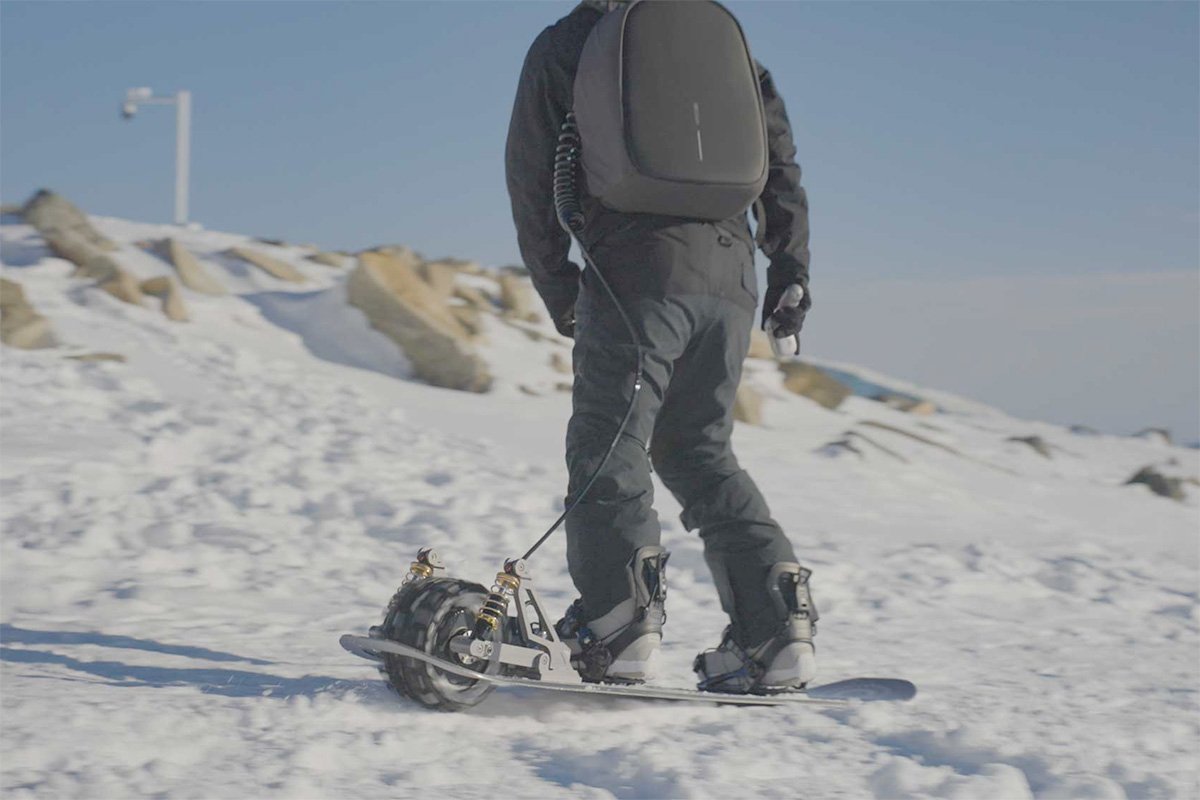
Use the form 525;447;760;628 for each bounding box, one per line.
573;0;768;221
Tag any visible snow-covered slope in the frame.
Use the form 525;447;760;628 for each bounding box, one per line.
2;215;1197;799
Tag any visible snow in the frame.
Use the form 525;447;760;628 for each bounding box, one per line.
2;215;1198;799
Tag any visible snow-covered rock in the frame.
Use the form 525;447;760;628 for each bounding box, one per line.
0;277;56;348
347;250;492;393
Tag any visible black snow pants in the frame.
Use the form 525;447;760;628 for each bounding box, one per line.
564;239;798;649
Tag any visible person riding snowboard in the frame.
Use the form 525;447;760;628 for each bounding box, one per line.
505;0;817;694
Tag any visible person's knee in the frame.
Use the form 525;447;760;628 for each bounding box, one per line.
650;438;738;493
568;414;652;503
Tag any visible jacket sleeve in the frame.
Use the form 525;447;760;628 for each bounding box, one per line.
505;30;581;325
755;62;811;294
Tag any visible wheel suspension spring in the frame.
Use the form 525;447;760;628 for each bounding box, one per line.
401;547;444;586
473;572;520;639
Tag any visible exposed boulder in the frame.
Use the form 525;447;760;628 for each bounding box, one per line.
550;352;572;375
419;260;462;301
159;239;226;295
1069;424;1100;436
778;362;851;410
497;267;540;323
363;244;421;261
448;304;484;338
0;277;57;349
307;251;350;269
817;431;908;462
1008;435;1052;459
1125;466;1186;501
43;230;101;271
226;246;306;283
1133;428;1172;446
875;392;937;415
747;329;774;360
454;284;495;313
733;383;764;425
347;252;492;393
139;276;189;322
76;253;145;306
66;352;126;363
22;189;117;254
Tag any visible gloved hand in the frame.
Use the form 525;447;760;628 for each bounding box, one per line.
762;282;810;339
553;306;576;339
542;270;581;339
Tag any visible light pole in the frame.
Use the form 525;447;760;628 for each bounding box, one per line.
121;87;192;226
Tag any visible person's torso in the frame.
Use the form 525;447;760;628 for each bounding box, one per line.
545;4;759;309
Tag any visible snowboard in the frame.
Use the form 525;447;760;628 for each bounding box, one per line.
340;634;916;707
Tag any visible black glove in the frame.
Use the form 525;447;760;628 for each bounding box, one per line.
553;306;576;339
762;282;811;339
540;270;580;339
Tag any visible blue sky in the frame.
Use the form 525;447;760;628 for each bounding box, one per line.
2;1;1198;439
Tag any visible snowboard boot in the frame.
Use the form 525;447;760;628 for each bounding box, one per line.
555;546;668;684
694;563;818;694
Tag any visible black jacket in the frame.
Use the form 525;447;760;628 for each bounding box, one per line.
505;3;810;324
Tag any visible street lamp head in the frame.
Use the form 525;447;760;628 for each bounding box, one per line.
121;102;137;120
126;87;153;102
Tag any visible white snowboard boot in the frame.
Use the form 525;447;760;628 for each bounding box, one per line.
555;546;668;684
694;563;818;694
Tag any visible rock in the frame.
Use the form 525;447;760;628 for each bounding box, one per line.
66;352;126;363
0;277;57;349
363;244;421;261
419;260;461;300
519;384;542;396
448;304;484;338
1133;428;1172;445
44;230;101;270
78;254;145;306
307;251;349;269
747;329;774;360
454;284;495;313
1008;435;1052;458
497;268;540;322
1069;424;1100;436
550;352;572;375
0;203;23;217
451;259;484;276
1125;466;1185;501
347;252;492;393
22;189;117;253
226;246;306;283
905;400;937;416
733;383;764;425
160;239;226;295
139;276;189;322
817;431;908;462
875;392;937;415
555;381;574;393
817;437;863;459
778;362;851;410
255;237;287;247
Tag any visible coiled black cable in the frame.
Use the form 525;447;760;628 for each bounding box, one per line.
553;113;586;234
521;113;647;561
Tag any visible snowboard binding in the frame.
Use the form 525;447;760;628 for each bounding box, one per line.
362;548;581;711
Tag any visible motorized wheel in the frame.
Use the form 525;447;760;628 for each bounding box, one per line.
377;577;498;711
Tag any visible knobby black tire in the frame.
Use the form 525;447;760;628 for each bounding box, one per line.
378;578;496;712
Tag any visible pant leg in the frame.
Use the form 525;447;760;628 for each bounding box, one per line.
565;274;692;621
649;293;798;648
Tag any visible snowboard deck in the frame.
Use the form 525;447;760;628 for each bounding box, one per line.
340;634;916;706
